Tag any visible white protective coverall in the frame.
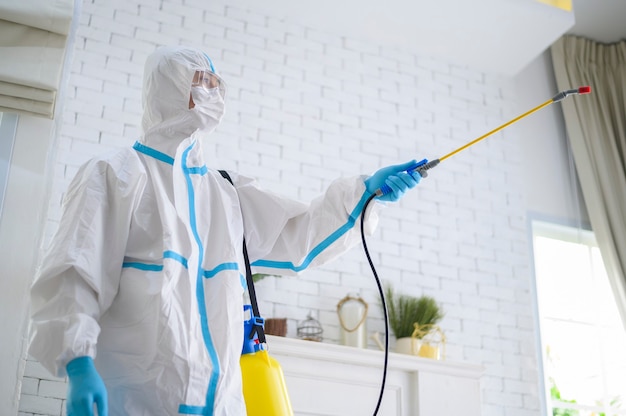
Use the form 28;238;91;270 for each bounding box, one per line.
29;46;380;415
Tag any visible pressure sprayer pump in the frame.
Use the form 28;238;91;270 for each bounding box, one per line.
365;86;591;415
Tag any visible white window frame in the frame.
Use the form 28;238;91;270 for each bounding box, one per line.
531;219;626;416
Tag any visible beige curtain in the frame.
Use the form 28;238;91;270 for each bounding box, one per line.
551;35;626;328
0;0;76;118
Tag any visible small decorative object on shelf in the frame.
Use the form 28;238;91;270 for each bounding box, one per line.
265;318;287;337
336;293;369;348
297;312;323;342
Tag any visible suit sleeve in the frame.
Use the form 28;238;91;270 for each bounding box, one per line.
231;173;382;276
29;155;138;378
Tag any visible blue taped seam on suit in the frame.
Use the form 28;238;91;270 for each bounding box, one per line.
123;253;242;287
133;141;175;165
178;405;206;415
121;262;163;271
203;53;216;72
122;251;188;271
250;191;371;272
163;250;188;268
203;263;239;278
180;141;219;416
187;166;208;175
133;134;248;414
133;140;370;274
132;141;370;412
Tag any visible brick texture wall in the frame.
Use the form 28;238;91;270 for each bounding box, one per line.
18;0;540;415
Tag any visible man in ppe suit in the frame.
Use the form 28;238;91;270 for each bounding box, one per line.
29;46;422;415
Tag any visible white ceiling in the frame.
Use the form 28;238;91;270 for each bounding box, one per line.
566;0;626;43
232;0;626;76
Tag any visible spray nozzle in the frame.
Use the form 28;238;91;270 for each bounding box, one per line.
552;85;592;102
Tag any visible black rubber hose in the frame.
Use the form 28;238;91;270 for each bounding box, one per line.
360;193;389;416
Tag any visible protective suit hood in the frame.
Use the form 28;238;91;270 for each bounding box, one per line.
140;46;223;157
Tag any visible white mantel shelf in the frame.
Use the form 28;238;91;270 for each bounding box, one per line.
265;335;484;416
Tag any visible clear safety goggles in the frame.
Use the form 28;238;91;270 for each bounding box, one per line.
191;70;226;98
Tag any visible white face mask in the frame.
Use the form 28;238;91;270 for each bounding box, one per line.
190;86;225;134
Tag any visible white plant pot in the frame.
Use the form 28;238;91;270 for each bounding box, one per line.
394;337;422;355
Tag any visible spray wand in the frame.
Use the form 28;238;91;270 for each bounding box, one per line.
375;85;591;196
366;86;591;415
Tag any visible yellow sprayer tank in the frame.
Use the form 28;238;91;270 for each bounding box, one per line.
241;349;293;415
241;304;293;415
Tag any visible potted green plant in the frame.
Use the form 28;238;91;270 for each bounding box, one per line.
385;286;444;358
252;273;272;283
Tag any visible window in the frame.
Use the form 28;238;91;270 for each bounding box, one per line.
532;221;626;415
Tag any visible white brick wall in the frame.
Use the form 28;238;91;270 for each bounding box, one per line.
20;0;540;414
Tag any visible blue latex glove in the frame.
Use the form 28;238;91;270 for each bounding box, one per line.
66;356;108;416
364;160;422;202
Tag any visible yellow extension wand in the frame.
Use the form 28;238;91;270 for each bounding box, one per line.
375;85;592;196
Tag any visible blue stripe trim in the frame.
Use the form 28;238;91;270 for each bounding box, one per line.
178;404;206;415
132;141;206;175
187;166;208;175
203;262;239;279
251;192;371;272
122;251;189;271
181;141;220;415
164;250;188;269
203;53;216;72
121;253;242;282
121;262;163;271
133;141;175;165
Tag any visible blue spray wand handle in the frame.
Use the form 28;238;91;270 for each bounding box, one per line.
375;158;440;196
409;158;440;178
